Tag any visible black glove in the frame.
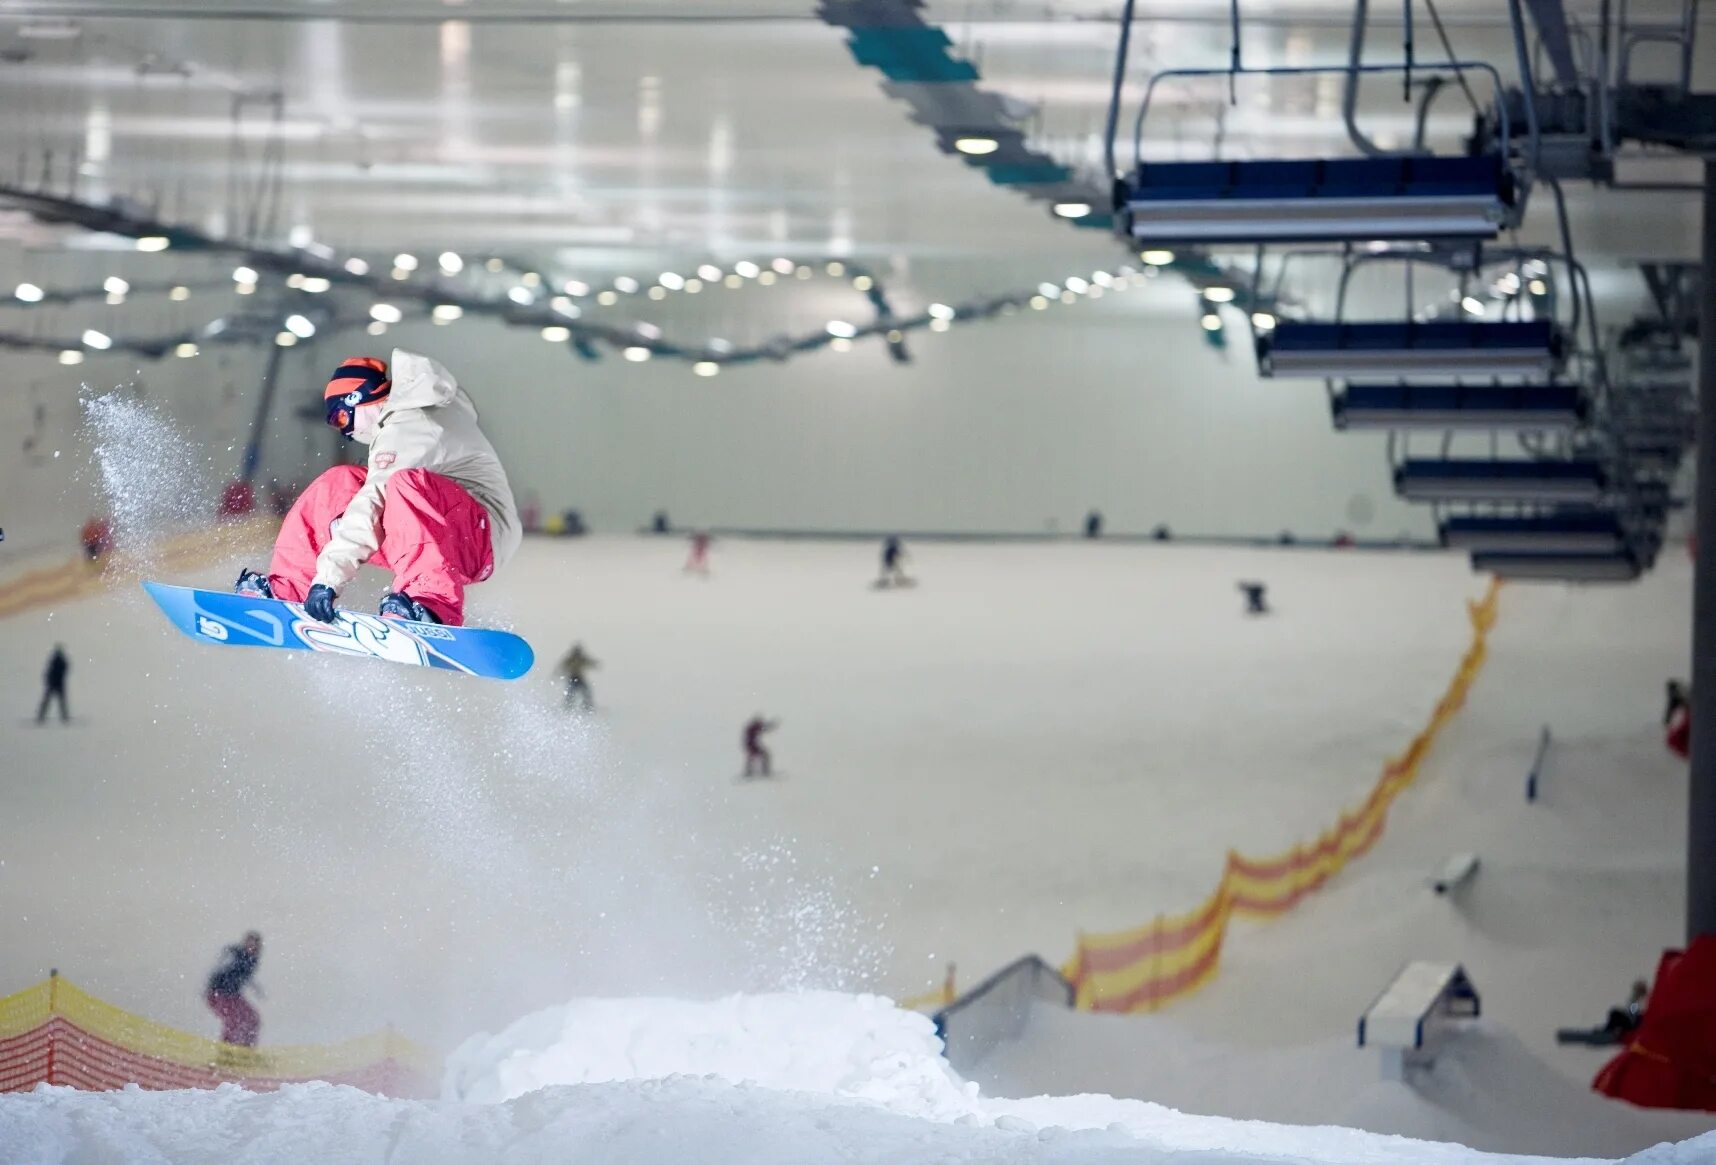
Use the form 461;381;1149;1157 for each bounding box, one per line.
304;583;339;623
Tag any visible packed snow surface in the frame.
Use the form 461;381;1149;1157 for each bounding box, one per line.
8;989;1713;1164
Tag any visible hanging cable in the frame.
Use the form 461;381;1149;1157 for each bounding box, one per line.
1424;0;1482;114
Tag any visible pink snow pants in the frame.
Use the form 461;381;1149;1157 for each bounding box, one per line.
206;990;260;1047
267;465;494;626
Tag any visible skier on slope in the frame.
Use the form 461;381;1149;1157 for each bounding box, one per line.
235;351;520;626
206;930;264;1047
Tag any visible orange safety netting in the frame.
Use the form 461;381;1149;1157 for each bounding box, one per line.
0;975;438;1098
1065;579;1502;1012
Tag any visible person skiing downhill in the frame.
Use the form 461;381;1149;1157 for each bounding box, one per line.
235;351;520;626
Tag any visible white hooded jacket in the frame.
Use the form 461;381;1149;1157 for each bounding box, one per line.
312;349;522;592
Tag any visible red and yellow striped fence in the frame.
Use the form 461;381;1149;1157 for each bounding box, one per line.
0;973;438;1097
1065;579;1502;1012
0;519;277;622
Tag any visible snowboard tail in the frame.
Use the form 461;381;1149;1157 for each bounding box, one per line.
143;582;533;680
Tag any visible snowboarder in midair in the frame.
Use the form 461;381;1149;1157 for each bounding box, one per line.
558;643;599;711
234;351;520;626
205;930;264;1047
743;715;778;778
35;645;68;725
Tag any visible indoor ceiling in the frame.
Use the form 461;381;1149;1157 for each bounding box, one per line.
0;1;1706;316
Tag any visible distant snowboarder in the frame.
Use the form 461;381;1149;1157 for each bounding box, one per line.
206;931;264;1047
233;351;520;627
558;643;599;711
876;536;912;589
34;645;69;725
743;715;779;778
685;531;712;576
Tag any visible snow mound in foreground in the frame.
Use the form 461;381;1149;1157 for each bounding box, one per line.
444;990;978;1117
6;992;1716;1164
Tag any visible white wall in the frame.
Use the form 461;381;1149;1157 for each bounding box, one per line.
371;305;1432;541
1;253;1434;559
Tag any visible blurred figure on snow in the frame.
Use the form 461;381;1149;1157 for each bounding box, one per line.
233;351;520;626
206;931;264;1047
35;645;69;725
684;530;712;576
743;715;779;778
80;515;113;561
877;535;911;588
1667;680;1691;760
558;643;599;712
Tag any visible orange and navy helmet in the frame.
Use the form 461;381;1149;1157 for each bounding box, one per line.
324;357;391;437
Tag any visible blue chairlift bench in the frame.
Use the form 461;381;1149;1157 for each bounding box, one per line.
1261;320;1564;380
1117;155;1518;246
1394;458;1606;503
1470;550;1642;582
1332;383;1585;431
1440;511;1625;554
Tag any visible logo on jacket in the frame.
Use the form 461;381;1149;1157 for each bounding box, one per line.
374;452;397;469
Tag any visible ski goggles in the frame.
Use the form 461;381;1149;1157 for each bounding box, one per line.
324;357;391;436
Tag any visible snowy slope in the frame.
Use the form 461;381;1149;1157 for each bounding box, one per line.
974;560;1711;1155
0;535;1478;1047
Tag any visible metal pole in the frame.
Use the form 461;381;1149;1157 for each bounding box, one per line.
240;338;291;483
1687;159;1716;940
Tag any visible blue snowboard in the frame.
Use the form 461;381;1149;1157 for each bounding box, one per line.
143;582;534;680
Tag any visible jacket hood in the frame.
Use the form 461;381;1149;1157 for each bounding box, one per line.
383;349;460;414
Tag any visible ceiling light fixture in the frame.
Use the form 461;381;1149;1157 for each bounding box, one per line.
693;361;719;377
82;328;111;350
232;266;258;284
613;276;639;294
1064;277;1090;294
697;265;722;282
438;251;463;274
1054;202;1092;218
1461;296;1486;316
285;314;316;338
927;303;955;320
432;304;463;324
734;261;760;279
658;272;685;291
14;283;43;303
929;318;951;332
275;331;298;347
954;136;999;155
370;303;403;324
825;261;846;277
1140;249;1175;266
684;279;702;294
508;286;535;305
301;277;331;293
826;320;857;338
344;257;370;276
169;285;189;302
541;326;571;342
564;280;590;297
394;253;419;272
1030;295;1049;310
175;342;198;358
648;287;667;300
757;271;777;285
59;349;83;365
1203;286;1235;303
597;290;619;305
1251;312;1277;330
136;236;169;253
1200;314;1222;331
367;320;388;336
771;258;794;275
623;346;651;362
830;337;853;352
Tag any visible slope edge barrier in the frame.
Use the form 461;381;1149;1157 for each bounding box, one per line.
0;973;438;1098
1064;579;1503;1012
0;519;277;621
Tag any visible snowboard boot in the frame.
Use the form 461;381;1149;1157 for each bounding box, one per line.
234;568;274;599
378;591;440;624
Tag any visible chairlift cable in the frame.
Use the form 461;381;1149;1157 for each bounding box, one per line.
1423;0;1482;115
